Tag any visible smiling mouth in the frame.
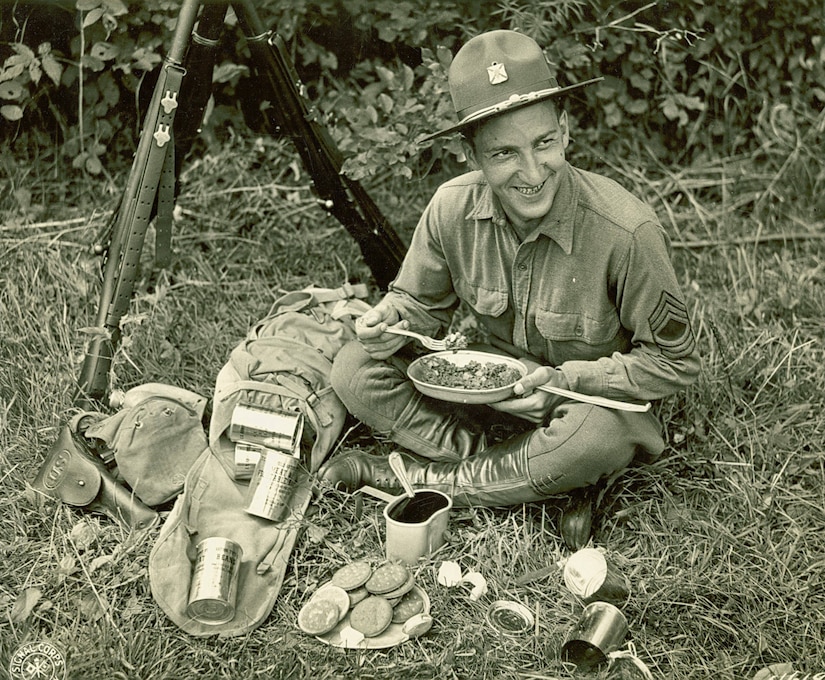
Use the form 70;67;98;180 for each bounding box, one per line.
515;180;545;196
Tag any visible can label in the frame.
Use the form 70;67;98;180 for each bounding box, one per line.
186;537;243;624
245;449;300;521
228;403;304;452
234;442;262;481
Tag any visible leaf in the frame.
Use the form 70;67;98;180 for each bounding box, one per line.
1;104;23;121
305;522;329;544
10;587;42;623
378;93;393;114
80;54;105;72
12;43;35;61
79;591;107;621
41;53;62;86
28;59;42;84
91;42;119;61
1;63;25;81
76;0;101;10
57;554;78;577
751;663;794;680
85;155;103;174
103;0;128;16
0;81;23;99
82;7;105;28
662;96;681;121
89;554;114;573
435;45;453;69
69;520;97;551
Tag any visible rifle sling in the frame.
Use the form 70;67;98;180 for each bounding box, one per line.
106;61;184;323
155;140;176;269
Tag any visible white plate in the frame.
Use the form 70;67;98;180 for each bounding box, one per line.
316;585;432;649
407;350;527;405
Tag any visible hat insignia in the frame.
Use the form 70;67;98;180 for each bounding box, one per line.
487;61;508;85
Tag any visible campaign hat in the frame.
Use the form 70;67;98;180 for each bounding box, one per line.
421;30;601;141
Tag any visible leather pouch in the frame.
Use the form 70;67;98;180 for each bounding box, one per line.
31;425;159;531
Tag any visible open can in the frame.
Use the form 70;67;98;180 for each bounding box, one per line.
563;548;630;606
562;601;629;670
186;537;243;624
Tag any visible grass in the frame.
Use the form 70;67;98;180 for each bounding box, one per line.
1;119;824;680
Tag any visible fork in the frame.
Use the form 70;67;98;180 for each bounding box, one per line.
383;326;448;351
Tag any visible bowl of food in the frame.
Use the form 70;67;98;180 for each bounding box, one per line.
407;350;528;404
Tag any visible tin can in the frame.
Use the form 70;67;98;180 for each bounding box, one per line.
186;537;243;624
245;448;300;521
563;548;630;606
485;600;535;636
234;442;262;481
228;403;304;451
562;601;629;670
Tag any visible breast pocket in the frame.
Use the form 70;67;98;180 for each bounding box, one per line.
535;309;621;363
454;279;509;318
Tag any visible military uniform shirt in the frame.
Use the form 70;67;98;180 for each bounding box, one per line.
380;163;700;402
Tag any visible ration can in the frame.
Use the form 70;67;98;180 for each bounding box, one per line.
228;403;304;452
233;442;262;481
244;448;300;521
186;537;243;624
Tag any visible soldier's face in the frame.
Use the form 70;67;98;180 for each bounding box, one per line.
465;101;570;232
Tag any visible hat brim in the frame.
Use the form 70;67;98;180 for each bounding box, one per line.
418;77;603;144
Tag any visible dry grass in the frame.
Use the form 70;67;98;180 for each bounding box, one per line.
1;127;824;680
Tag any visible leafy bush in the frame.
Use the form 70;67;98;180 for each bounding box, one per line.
1;0;822;192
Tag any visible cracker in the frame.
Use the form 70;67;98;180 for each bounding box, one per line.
365;562;410;595
379;571;415;600
330;560;373;591
297;598;340;636
349;596;393;638
391;588;425;624
347;585;369;607
310;583;350;620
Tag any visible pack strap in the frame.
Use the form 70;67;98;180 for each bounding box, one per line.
307;283;369;302
214;377;334;435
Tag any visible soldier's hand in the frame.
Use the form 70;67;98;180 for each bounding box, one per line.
356;307;408;359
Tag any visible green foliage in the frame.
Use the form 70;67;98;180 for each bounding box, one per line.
0;0;822;187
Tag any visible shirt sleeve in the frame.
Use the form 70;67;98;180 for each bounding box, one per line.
558;221;701;401
378;193;459;335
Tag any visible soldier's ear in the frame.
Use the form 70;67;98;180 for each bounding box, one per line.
560;109;570;149
461;137;478;169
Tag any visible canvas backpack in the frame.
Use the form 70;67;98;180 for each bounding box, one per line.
149;283;371;636
208;283;371;473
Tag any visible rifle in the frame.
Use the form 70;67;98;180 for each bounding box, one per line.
75;0;406;409
33;0;407;528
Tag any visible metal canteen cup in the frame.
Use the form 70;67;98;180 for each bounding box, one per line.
562;601;629;670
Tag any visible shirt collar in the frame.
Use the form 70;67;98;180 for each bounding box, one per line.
465;164;578;255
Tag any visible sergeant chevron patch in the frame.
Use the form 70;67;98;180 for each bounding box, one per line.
649;291;695;359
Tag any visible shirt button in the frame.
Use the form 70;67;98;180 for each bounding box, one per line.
575;325;583;336
518;263;527;271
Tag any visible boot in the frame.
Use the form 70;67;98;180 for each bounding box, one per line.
318;435;546;508
559;485;597;551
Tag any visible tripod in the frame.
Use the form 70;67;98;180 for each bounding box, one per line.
77;0;407;408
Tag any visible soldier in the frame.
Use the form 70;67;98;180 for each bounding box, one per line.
320;30;699;547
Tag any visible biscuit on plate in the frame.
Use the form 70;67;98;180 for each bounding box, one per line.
349;595;394;637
